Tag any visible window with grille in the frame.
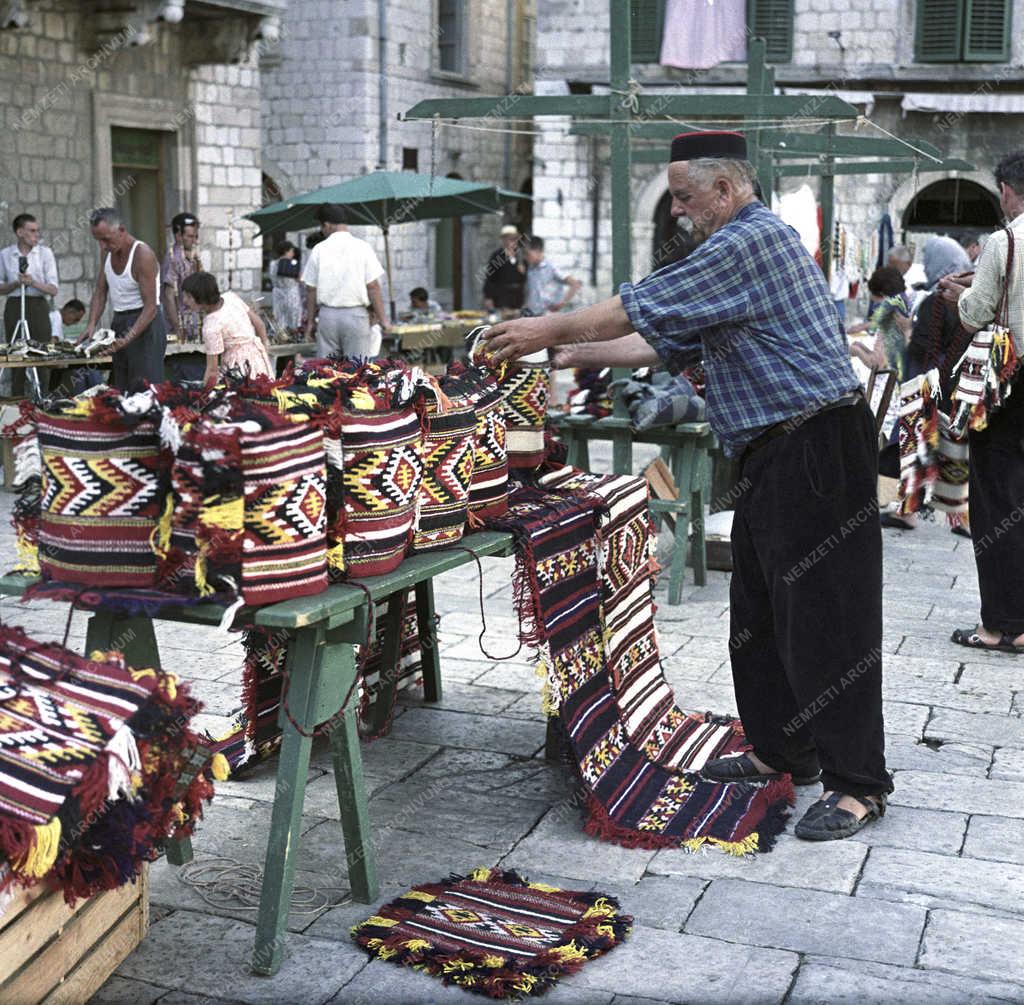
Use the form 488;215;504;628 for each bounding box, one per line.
915;0;1011;61
630;0;794;64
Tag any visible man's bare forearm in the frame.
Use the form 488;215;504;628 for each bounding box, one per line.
556;333;660;369
550;295;634;346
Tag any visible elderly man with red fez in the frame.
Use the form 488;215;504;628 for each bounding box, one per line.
486;131;891;841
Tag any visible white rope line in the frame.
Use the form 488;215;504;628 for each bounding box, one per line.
854;115;943;163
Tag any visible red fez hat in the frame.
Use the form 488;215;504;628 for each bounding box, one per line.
670;130;747;163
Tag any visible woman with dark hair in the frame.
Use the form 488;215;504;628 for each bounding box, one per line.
269;239;301;334
848;267;912;377
181;271;274;386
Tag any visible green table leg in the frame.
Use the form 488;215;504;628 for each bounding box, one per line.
252;626;321;977
364;591;407;736
84;610;161;671
611;428;631;476
691;485;708;587
328;699;378;903
415;580;442;703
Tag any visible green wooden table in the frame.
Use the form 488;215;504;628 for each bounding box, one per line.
0;529;515;976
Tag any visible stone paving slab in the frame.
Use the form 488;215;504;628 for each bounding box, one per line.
501;804;657;885
858;846;1024;918
990;746;1024;781
567;924;799;1003
115;909;366;1005
920;908;1024;985
685;877;926;965
962;814;1024;865
648;830;869;895
891;769;1024;817
845;805;967;855
384;705;547;756
790;955;1024;1004
926;707;1024;748
882;736;993;777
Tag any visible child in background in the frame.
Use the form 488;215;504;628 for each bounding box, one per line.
180;272;274;386
848;267;912;378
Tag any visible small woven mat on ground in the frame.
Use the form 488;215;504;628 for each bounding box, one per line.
351;867;631;1000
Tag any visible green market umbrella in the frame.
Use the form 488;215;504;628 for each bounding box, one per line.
245;171;529;318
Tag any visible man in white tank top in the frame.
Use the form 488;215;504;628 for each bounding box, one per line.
80;207;166;389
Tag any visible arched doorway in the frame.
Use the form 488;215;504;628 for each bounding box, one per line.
435;172;464;309
902;178;1002;238
260;172;285;292
651;190;697;270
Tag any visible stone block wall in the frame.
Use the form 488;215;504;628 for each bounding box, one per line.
0;0;264;310
261;0;534;310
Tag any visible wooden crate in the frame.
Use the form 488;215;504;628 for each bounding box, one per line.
0;866;149;1005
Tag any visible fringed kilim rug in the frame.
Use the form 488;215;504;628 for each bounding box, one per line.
490;473;793;855
351;868;631;1000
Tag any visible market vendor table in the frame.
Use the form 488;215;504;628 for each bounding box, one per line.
0;340;206;371
0;528;515;976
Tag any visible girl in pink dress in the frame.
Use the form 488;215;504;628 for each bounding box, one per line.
181;271;274;386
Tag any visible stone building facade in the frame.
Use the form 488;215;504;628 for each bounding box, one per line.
532;0;1024;304
260;0;534;311
0;0;281;310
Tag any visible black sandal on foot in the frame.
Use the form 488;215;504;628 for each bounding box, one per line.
880;512;915;530
951;627;1024;654
951;525;971;539
794;792;886;841
701;752;821;787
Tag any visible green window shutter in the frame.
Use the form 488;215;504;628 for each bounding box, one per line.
630;0;665;63
964;0;1011;60
748;0;794;62
915;0;965;61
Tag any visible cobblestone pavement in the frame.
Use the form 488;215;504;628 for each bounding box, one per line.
1;478;1022;1005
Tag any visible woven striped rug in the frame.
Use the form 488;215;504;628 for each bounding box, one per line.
352;868;631;999
490;477;793;855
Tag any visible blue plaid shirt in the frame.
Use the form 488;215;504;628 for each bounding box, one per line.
620;201;858;456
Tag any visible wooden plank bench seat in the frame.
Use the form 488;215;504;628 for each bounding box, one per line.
0;529;516;977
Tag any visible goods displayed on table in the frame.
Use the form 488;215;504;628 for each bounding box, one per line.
0;625;219;919
3;330;778;859
351;867;632;1000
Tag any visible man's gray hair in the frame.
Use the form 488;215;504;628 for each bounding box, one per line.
888;244;913;264
89;207;123;228
686;158;758;194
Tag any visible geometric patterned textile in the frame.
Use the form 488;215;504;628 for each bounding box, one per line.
538;466;739;769
337;404;424;578
500;363;549;470
412;375;476;553
450;361;509;521
351;867;631;1000
948;327;1021;437
931;412;970;522
897;369;942;517
36;403;166;588
240;420;328;605
0;625;216;908
209;599;424;775
487;478;793;855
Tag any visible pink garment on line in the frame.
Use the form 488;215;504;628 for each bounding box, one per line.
202;290;274;380
659;0;747;70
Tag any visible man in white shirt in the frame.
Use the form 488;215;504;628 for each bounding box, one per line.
301;203;390;358
0;213;59;345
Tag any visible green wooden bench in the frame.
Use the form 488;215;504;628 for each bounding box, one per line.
550;414;716;603
0;529;515;977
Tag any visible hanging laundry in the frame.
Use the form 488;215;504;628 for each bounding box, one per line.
659;0;746;70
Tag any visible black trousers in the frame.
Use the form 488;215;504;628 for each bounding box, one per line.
968;388;1024;635
109;308;167;390
730;399;891;797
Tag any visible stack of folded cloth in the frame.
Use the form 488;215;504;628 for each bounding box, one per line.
0;625;220;917
609;368;706;431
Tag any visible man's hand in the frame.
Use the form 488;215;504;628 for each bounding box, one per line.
304;322;315;340
17;272;34;286
938;276;969;305
551;346;576;369
75;326;94;347
945;270;974;288
485;313;562;364
377;319;392;336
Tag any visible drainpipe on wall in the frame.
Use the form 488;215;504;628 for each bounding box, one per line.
504;0;513;192
590;136;600;287
378;0;388;170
